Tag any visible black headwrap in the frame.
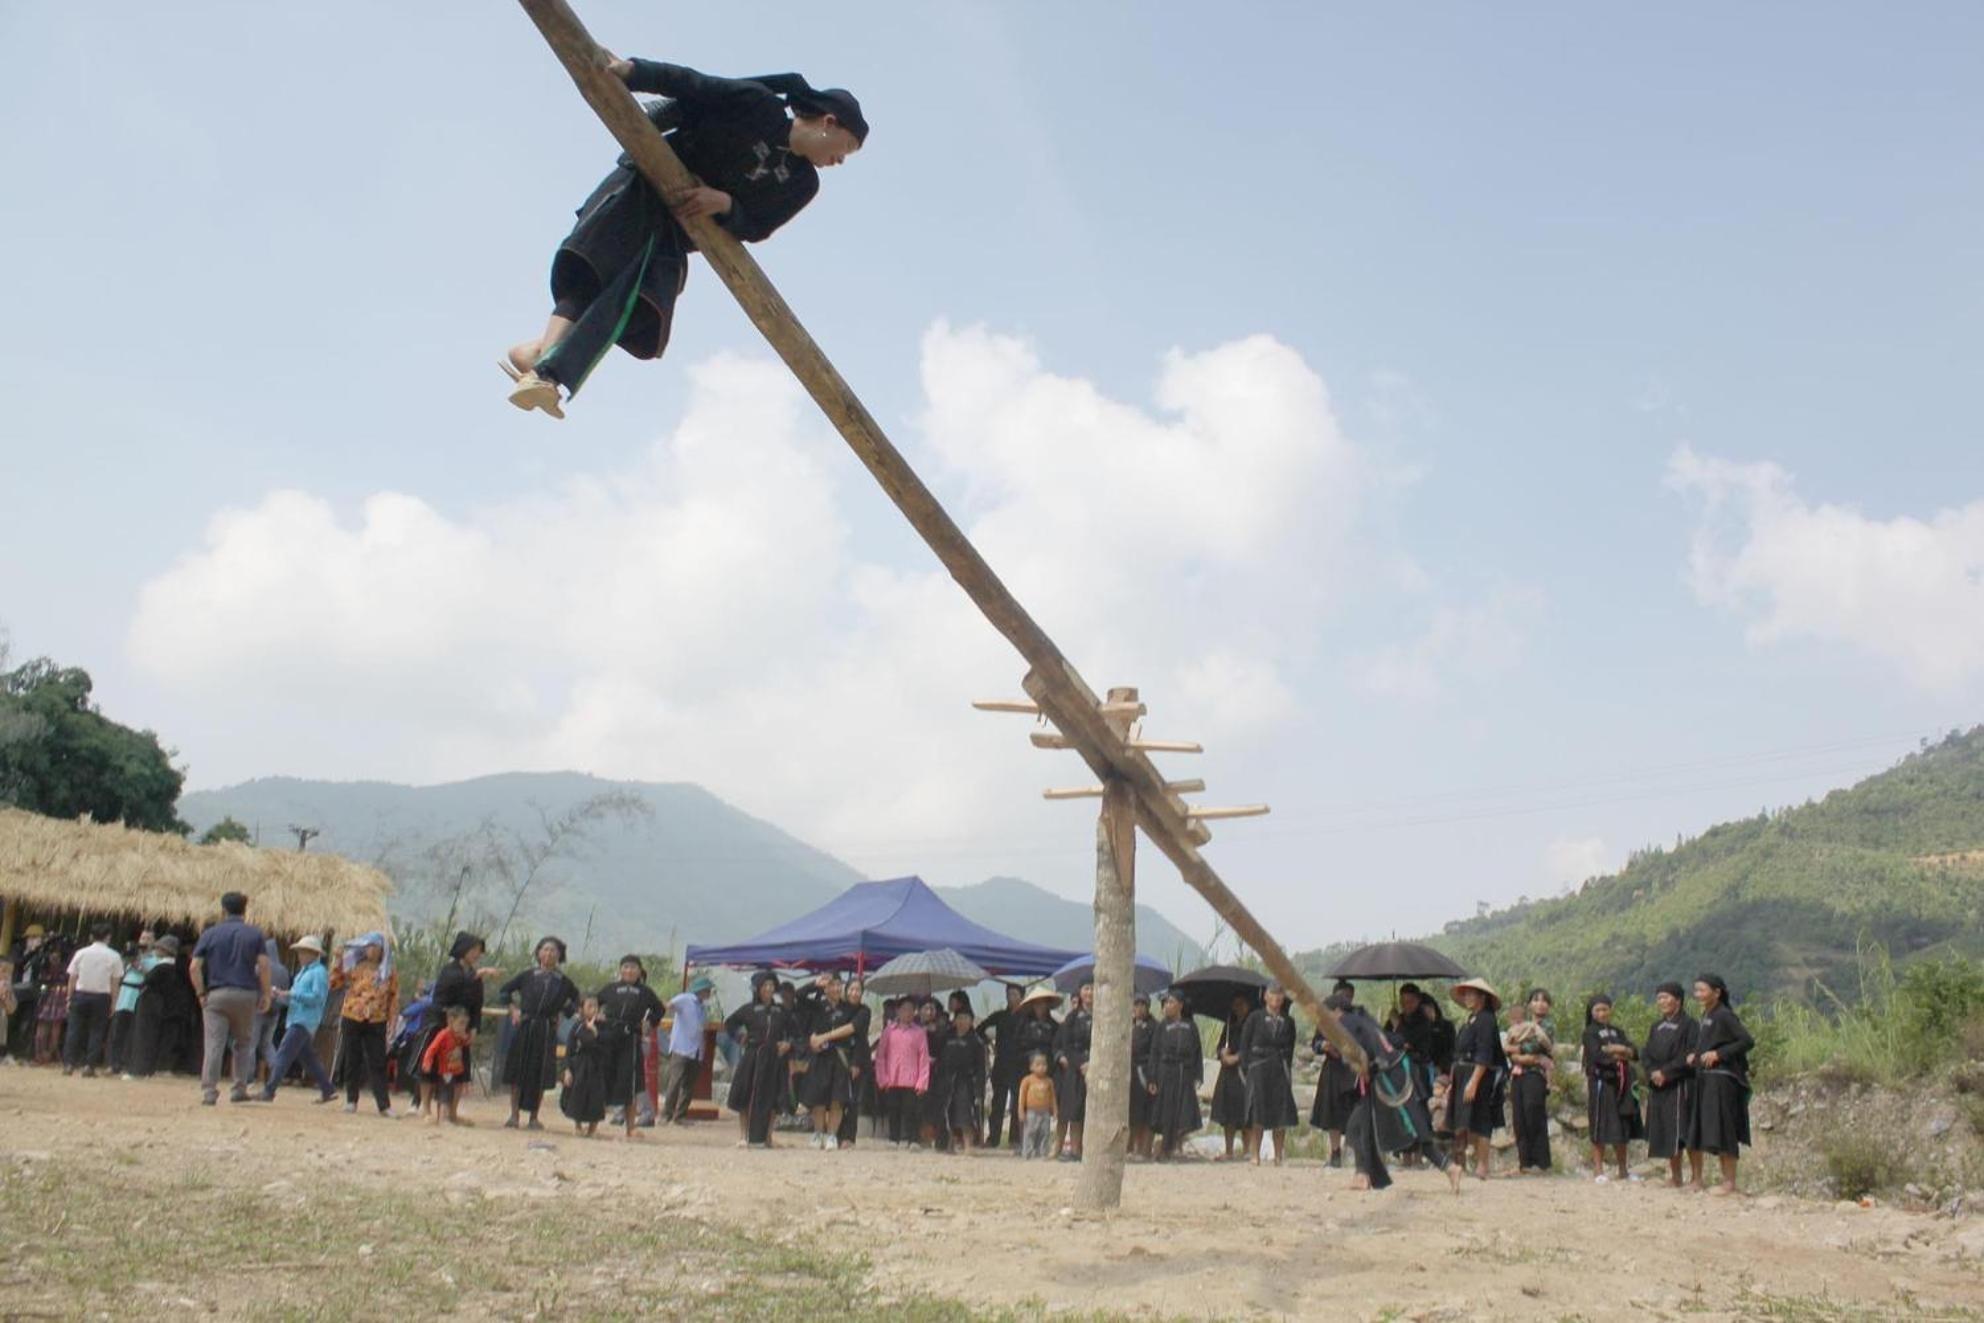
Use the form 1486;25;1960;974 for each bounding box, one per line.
447;930;484;961
748;73;869;144
535;935;568;964
1655;980;1686;1003
1696;973;1734;1007
1584;993;1613;1026
618;954;647;979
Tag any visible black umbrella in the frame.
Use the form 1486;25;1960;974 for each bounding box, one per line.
1325;941;1466;982
1170;964;1269;1021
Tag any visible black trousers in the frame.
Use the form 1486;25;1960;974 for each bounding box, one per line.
342;1019;390;1111
1511;1070;1552;1170
882;1087;923;1144
987;1071;1022;1147
107;1009;136;1072
63;992;112;1070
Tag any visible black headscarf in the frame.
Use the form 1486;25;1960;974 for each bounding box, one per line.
1696;973;1734;1008
447;931;484;962
1584;994;1613;1027
535;935;568;964
1654;980;1686;1003
747;73;869;144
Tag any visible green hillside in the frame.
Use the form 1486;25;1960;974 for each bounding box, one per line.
1298;727;1984;1002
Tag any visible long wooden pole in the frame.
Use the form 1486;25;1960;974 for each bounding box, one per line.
513;0;1363;1072
1075;690;1139;1210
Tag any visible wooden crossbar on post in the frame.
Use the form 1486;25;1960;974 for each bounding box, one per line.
514;0;1367;1081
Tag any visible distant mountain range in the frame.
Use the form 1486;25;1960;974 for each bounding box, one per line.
178;772;1203;969
1294;726;1984;1001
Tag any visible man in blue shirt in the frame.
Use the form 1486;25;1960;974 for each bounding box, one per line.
660;976;713;1124
189;892;272;1105
262;935;336;1103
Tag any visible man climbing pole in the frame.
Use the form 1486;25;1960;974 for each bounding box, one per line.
504;58;868;419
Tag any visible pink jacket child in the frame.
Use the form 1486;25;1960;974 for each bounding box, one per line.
873;1015;931;1092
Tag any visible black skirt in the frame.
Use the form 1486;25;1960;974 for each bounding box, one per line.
601;1027;643;1107
1149;1068;1202;1140
1311;1056;1361;1129
1209;1062;1248;1129
1447;1069;1502;1135
943;1074;982;1133
1644;1080;1691;1158
1243;1058;1300;1129
1057;1059;1088;1124
500;1017;561;1112
726;1044;760;1113
800;1048;853;1109
1691;1070;1750;1155
560;1055;607;1124
554;165;689;360
1129;1073;1153;1128
1587;1074;1645;1146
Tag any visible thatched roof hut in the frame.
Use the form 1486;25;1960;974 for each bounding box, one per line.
0;807;392;945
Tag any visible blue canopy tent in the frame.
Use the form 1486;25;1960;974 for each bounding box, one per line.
684;876;1081;978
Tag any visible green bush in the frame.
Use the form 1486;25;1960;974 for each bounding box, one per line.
1821;1129;1905;1201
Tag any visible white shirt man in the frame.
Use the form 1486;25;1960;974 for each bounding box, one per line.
63;925;124;1076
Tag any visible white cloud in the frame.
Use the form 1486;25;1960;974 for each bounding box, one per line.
1667;445;1984;693
130;327;1387;876
1353;584;1544;702
1543;835;1610;888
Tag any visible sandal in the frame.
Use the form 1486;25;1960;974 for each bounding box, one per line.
507;370;566;420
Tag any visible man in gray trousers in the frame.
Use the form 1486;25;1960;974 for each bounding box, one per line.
189;892;272;1105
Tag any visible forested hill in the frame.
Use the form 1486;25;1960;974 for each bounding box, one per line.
1386;727;1983;1002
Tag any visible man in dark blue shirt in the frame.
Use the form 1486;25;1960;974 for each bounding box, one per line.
190;892;271;1105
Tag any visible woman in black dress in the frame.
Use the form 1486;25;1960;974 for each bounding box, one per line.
1505;988;1556;1175
1311;979;1361;1168
1128;994;1156;1158
560;995;608;1136
919;997;953;1149
935;1005;987;1151
1240;985;1299;1166
1581;995;1643;1181
1447;978;1506;1181
498;937;579;1131
1642;981;1700;1188
504;60;868;419
596;955;665;1140
129;936;193;1077
1687;973;1755;1196
835;977;874;1148
724;971;790;1148
797;973;859;1150
1209;994;1252;1160
1145;989;1203;1160
1053;983;1096;1161
413;932;490;1120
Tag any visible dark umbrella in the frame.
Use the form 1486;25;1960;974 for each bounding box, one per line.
1170;964;1270;1021
1325;942;1466;982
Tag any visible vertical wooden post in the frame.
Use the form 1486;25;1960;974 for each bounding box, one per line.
1076;688;1140;1210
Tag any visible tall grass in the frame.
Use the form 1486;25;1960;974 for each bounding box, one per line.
1756;943;1984;1085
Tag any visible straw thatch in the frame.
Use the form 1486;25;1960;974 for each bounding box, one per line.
0;807;392;940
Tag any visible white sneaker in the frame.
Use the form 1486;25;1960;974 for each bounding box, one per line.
825;1135;839;1152
121;1073;135;1082
342;1102;357;1114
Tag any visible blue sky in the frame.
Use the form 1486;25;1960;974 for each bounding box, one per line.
3;3;1980;950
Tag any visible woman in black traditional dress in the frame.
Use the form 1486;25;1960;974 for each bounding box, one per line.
1240;985;1299;1166
129;936;193;1077
1053;982;1096;1161
560;995;607;1136
595;955;665;1140
1447;978;1506;1181
724;971;791;1148
1581;994;1644;1181
498;937;580;1131
919;997;953;1149
979;983;1028;1149
1505;988;1556;1175
1128;993;1156;1158
504;59;868;419
832;977;874;1148
412;932;492;1121
1145;990;1203;1160
1311;978;1362;1169
1209;993;1252;1160
935;1004;987;1151
1642;981;1700;1188
1686;973;1755;1196
797;973;859;1150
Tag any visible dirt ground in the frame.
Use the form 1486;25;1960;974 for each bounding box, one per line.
2;1070;1981;1321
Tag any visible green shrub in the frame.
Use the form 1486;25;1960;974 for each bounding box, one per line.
1820;1129;1905;1201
